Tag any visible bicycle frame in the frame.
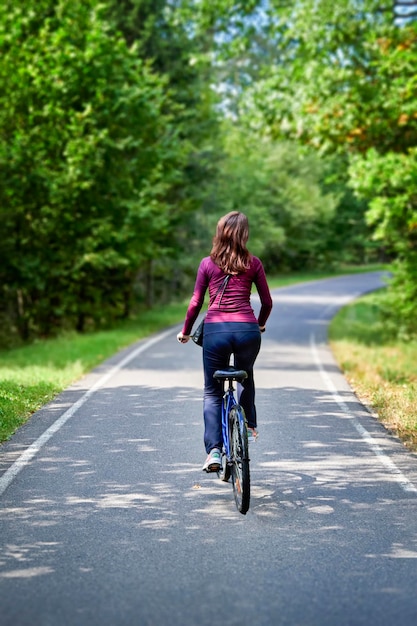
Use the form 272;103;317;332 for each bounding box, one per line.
214;367;250;515
221;379;238;461
214;366;250;514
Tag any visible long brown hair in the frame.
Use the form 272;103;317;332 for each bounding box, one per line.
210;211;252;274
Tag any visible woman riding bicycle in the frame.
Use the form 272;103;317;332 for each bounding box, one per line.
177;211;273;472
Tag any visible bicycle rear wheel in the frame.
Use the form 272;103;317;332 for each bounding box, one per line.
229;405;250;514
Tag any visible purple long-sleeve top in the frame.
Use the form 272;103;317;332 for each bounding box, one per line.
182;256;273;336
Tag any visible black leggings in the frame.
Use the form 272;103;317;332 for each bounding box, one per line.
202;322;261;453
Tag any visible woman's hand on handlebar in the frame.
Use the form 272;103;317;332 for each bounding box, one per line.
177;332;191;344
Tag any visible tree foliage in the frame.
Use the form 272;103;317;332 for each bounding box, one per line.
1;0;409;346
235;0;417;335
207;127;340;271
0;0;204;341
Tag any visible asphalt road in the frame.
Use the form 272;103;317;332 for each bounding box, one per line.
1;271;417;626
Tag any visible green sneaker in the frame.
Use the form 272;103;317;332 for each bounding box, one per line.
202;448;221;472
248;427;258;443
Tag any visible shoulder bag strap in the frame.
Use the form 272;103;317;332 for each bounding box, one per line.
209;274;231;308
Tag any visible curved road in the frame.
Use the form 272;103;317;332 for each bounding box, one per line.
1;271;417;626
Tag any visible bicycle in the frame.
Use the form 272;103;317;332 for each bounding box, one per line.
213;366;250;515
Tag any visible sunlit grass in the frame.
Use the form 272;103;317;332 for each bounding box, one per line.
329;291;417;451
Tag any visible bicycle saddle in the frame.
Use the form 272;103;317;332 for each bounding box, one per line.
213;367;248;382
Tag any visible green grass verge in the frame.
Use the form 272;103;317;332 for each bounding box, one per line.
0;264;389;443
329;290;417;451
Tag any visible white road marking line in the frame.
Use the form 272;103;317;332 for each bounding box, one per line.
0;328;174;497
310;333;417;494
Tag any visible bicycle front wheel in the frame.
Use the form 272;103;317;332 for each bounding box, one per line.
229;405;250;514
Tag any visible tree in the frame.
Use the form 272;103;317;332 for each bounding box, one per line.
0;0;182;339
105;0;224;299
238;0;417;334
197;124;340;272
